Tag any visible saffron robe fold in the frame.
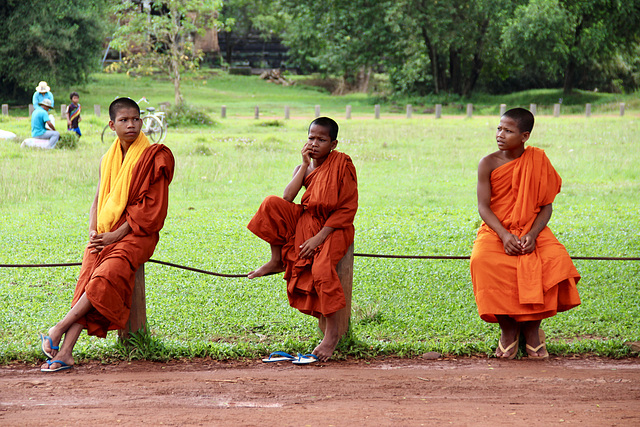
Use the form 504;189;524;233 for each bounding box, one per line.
247;151;358;317
72;144;174;337
470;146;581;323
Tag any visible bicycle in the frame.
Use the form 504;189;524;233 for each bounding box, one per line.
101;97;167;144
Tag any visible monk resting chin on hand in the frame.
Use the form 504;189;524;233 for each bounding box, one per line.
38;97;174;372
247;117;358;362
470;107;581;360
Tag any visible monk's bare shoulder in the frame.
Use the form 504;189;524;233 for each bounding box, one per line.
478;151;503;175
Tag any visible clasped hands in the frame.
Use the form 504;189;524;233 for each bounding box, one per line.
501;232;536;256
88;230;121;253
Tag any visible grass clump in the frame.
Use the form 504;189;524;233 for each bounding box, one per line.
56;132;79;150
165;103;215;127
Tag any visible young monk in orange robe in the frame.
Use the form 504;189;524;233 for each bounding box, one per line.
39;98;174;372
247;117;358;362
470;107;580;360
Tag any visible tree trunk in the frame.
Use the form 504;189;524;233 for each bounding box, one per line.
562;56;575;95
449;48;462;95
421;27;439;94
170;7;183;106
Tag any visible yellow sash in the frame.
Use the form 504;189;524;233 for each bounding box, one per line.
97;132;151;233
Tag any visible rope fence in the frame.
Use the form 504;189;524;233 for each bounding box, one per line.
1;253;638;278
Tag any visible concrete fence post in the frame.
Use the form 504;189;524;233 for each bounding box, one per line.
61;104;67;120
530;104;537;115
1;104;8;116
466;104;473;118
94;104;101;118
620;102;625;117
435;104;442;119
553;103;560;117
284;105;290;120
29;104;34;116
346;105;352;120
118;264;147;340
585;103;592;117
254;106;259;120
315;105;320;118
374;104;380;119
500;104;506;116
406;104;412;119
318;243;353;340
221;105;227;118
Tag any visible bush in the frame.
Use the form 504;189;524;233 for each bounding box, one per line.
165;103;215;127
56;131;79;149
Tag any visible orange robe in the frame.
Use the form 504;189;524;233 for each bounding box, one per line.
470;146;580;323
247;151;358;317
72;144;174;337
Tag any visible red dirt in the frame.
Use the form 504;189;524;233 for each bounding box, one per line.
1;356;639;426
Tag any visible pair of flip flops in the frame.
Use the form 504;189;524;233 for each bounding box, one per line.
261;351;318;365
38;333;73;372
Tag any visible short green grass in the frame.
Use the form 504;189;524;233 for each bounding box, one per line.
0;74;639;364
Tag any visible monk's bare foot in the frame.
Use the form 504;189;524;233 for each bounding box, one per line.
496;328;520;359
40;327;62;359
524;327;548;358
40;353;74;371
247;260;285;279
312;335;340;362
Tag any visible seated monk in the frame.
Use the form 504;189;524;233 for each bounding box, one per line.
38;97;174;372
470;107;581;360
247;117;358;362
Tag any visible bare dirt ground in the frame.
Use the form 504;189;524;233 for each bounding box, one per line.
1;356;639;426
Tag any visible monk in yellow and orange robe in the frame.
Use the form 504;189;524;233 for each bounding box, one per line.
247;117;357;361
39;98;174;372
471;108;580;359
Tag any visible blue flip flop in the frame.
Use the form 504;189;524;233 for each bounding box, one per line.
41;360;72;373
261;351;297;363
39;333;59;359
292;353;318;365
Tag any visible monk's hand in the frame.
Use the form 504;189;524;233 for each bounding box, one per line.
301;142;312;165
299;235;323;259
500;233;522;256
520;233;537;254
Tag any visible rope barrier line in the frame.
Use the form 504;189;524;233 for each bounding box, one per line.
353;253;640;261
1;254;638;277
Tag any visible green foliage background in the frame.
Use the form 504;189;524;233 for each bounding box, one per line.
0;73;638;363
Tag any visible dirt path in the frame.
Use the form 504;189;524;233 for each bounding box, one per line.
1;356;639;426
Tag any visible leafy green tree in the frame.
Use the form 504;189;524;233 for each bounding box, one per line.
389;0;522;96
278;0;394;93
111;0;221;105
502;0;640;94
0;0;108;103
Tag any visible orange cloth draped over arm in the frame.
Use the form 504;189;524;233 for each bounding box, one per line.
72;144;174;337
470;146;580;323
247;151;358;317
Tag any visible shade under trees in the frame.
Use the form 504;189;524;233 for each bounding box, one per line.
0;0;108;103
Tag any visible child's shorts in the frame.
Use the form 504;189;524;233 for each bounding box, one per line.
68;127;81;136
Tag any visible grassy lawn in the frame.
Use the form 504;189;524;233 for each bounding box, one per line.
0;73;638;363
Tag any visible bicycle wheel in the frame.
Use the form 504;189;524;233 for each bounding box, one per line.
155;113;168;143
142;115;164;144
101;124;116;144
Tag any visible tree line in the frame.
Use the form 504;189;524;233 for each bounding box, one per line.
1;0;639;104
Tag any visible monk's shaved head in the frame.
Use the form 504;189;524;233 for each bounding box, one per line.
309;117;339;141
502;108;534;133
109;97;140;121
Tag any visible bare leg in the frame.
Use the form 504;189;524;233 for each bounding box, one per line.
41;293;93;359
521;320;546;357
247;244;286;279
313;314;340;362
495;315;520;358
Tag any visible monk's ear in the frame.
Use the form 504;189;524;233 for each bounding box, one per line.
108;120;116;131
521;131;531;144
331;139;338;151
